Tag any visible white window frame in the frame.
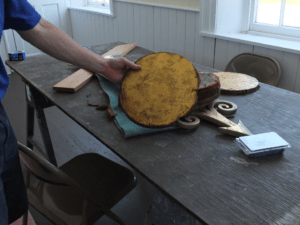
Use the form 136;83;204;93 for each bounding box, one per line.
86;0;110;9
248;0;300;39
67;0;114;17
199;0;300;55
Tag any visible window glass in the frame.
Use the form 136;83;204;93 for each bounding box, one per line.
256;0;281;25
283;0;300;28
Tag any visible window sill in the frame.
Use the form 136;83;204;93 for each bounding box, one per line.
200;31;300;55
68;6;114;17
114;0;199;12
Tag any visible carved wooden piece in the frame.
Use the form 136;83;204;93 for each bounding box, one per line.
214;72;259;95
53;43;138;92
119;52;199;128
190;101;252;137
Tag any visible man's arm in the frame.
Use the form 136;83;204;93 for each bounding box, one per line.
17;18;140;83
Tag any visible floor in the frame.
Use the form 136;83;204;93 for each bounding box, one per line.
2;72;157;225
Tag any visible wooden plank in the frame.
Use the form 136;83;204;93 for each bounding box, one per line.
153;7;161;52
214;39;228;71
98;15;104;45
203;36;215;68
278;52;300;91
160;8;169;52
139;5;147;48
185;12;196;63
122;3;129;44
168;9;177;54
133;4;140;44
53;43;138;92
104;16;109;44
293;60;300;93
194;13;204;65
116;2;123;42
253;46;268;56
90;14;97;46
239;43;253;54
176;10;186;57
226;42;241;65
108;16;114;44
113;4;119;43
147;6;154;51
127;3;134;43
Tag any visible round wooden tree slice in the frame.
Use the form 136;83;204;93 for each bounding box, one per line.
214;72;259;95
119;52;200;128
197;72;220;108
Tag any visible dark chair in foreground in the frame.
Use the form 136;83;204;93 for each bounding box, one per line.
225;53;281;86
18;142;137;225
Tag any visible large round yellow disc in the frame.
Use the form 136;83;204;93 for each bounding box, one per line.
119;52;200;128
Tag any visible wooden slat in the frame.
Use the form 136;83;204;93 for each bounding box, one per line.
160;8;169;52
176;10;186;57
214;39;228;71
53;43;138;92
168;9;177;54
153;7;161;52
147;6;154;51
185;12;196;63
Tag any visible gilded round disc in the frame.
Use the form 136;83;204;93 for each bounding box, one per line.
119;52;200;128
214;72;259;95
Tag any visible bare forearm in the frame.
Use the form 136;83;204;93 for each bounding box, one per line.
17;18;107;74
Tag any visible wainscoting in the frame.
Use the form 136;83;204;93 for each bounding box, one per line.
70;0;300;93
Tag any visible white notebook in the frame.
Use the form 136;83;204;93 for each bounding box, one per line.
238;132;289;152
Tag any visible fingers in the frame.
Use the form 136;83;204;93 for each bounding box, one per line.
123;58;141;70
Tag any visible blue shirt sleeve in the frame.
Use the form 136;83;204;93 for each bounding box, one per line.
4;0;41;31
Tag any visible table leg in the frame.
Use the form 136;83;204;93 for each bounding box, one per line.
25;84;57;167
35;107;57;166
26;102;34;150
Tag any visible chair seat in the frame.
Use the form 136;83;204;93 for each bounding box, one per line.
27;153;137;225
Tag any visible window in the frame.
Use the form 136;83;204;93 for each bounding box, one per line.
199;0;300;54
249;0;300;38
68;0;114;17
87;0;110;8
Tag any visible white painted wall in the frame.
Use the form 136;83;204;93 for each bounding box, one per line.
1;0;299;93
0;0;72;75
69;1;300;93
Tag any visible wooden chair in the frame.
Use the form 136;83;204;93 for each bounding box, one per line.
17;142;137;225
225;53;281;86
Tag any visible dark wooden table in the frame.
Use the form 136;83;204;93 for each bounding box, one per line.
7;42;300;225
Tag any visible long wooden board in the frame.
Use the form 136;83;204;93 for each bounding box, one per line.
53;43;138;92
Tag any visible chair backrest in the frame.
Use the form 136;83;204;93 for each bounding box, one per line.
225;53;281;86
18;142;73;186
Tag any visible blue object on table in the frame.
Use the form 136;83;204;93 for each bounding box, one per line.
96;75;179;138
8;51;26;61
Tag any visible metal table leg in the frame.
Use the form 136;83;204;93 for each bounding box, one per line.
25;84;58;167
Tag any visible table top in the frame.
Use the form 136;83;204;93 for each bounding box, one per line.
6;42;300;225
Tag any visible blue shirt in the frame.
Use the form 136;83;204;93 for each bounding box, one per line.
0;0;41;100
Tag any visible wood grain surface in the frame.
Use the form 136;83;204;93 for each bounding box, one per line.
6;42;300;225
214;72;260;95
120;52;199;128
53;43;138;92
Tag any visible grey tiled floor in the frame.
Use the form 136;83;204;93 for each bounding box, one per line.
2;72;157;225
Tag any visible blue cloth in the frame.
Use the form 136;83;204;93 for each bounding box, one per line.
0;1;41;224
96;75;179;138
0;0;41;101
